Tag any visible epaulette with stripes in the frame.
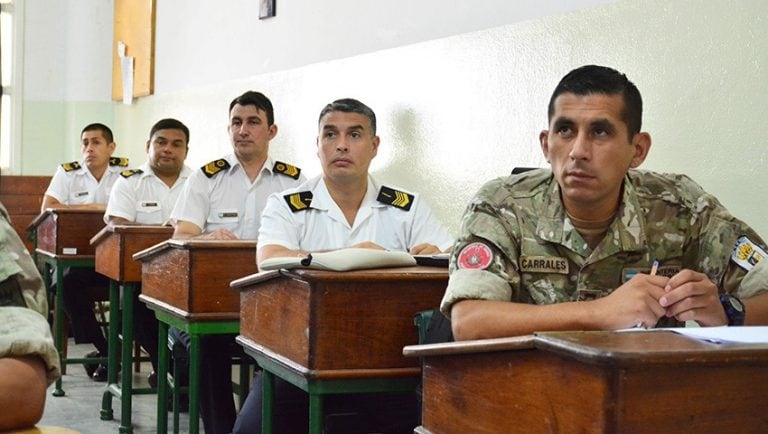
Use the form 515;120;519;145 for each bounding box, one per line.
201;159;231;178
120;169;143;178
376;186;414;211
110;157;130;167
283;191;313;212
273;161;302;180
61;161;81;172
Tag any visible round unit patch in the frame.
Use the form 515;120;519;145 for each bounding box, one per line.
457;242;493;270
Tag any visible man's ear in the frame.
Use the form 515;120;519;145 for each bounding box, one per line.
629;132;651;168
145;140;151;153
539;130;550;161
371;135;380;158
108;141;117;155
268;124;278;140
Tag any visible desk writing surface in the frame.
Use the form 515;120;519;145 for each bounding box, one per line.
409;331;768;434
134;239;257;319
30;208;105;256
90;225;173;282
233;266;448;373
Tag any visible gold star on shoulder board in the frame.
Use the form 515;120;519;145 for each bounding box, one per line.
110;157;130;167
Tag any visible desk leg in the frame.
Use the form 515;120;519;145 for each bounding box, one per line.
308;392;323;434
189;334;201;434
100;280;120;420
262;370;274;434
119;283;135;433
157;320;169;434
52;262;66;397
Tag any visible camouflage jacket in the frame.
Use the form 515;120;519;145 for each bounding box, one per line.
441;169;768;327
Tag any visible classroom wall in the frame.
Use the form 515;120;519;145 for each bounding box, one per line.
19;0;768;237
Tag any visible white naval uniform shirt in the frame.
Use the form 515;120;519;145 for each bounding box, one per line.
169;154;305;239
104;163;193;225
258;175;454;252
44;161;123;205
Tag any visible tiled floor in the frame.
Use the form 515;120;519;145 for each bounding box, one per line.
38;339;193;434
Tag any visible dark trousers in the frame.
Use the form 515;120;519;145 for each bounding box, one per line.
58;268;109;355
170;329;237;434
133;284;159;371
232;372;419;434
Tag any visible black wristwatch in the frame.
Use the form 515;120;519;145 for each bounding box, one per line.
719;294;745;326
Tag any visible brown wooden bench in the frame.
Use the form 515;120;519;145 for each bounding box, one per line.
0;175;51;253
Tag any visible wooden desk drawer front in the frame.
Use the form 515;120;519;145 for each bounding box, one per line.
240;269;448;371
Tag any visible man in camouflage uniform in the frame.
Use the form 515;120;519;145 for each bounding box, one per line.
441;65;768;340
0;200;60;430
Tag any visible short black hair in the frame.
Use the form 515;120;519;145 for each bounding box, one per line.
318;98;377;136
149;118;190;144
548;65;643;139
81;123;114;144
229;91;275;125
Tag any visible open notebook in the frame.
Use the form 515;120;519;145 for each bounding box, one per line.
259;248;418;271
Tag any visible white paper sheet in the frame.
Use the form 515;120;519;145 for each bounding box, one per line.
618;326;768;344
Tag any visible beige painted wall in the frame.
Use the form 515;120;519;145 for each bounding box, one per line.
22;0;768;238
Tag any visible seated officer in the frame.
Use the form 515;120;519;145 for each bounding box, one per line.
169;91;305;433
441;65;768;341
42;123;128;381
233;98;454;433
104;118;192;386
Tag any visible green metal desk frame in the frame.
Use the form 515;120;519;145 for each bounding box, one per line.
150;308;239;434
39;254;103;397
244;348;420;434
99;281;155;433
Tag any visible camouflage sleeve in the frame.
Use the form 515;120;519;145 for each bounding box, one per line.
440;179;525;317
0;307;61;385
686;188;768;298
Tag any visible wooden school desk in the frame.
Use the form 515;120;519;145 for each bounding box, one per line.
134;239;257;434
404;330;768;434
90;224;173;433
231;266;448;434
29;208;104;396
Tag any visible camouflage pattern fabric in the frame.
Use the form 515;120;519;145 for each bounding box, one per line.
441;169;768;328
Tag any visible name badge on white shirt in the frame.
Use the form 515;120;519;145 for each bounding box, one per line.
139;201;160;209
75;191;89;197
209;208;240;223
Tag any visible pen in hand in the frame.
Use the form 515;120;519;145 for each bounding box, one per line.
634;260;660;329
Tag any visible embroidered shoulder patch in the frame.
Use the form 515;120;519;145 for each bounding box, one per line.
376;186;414;211
284;191;313;212
273;161;301;179
120;169;143;178
457;242;493;270
110;157;130;167
519;255;569;274
61;161;81;172
201;159;231;178
731;236;766;272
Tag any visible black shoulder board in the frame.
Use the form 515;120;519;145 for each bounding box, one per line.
283;191;313;212
201;159;231;178
61;161;81;172
120;169;143;178
377;186;414;211
273;161;302;180
110;157;130;167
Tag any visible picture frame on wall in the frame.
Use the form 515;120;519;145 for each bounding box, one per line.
260;0;276;19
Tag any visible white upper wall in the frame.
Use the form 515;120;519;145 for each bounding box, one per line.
23;0;615;100
23;0;112;101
